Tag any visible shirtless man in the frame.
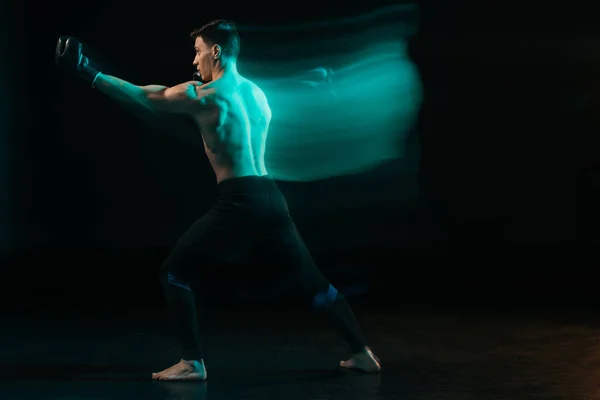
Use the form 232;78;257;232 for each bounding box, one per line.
55;19;380;381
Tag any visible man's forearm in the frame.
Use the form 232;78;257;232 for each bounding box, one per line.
94;73;166;110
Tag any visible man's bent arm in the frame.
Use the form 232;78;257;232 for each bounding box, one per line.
94;74;157;109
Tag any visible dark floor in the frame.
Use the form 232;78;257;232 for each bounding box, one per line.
1;305;600;399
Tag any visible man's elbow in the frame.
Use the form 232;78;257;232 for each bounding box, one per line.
144;91;172;113
148;94;192;114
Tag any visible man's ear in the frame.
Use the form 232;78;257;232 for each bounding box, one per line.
212;44;221;60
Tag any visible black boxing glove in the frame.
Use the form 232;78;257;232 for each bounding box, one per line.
193;71;204;83
55;36;101;87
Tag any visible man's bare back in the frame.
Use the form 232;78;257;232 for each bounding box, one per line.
191;72;271;183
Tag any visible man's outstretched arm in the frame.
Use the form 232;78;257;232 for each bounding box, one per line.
94;74;214;114
54;36;216;115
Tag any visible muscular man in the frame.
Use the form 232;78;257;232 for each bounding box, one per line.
55;19;380;381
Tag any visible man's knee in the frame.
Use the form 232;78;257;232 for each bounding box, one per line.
312;283;339;309
165;272;192;291
160;259;192;291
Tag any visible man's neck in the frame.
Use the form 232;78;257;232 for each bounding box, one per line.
212;62;238;81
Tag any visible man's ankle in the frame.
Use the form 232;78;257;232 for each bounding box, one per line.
352;346;370;355
181;358;204;365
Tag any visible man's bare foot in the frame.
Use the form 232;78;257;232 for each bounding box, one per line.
152;359;207;381
340;347;381;373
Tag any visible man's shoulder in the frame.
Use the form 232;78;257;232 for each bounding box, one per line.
228;74;260;92
244;79;269;104
201;75;269;109
200;75;260;93
193;80;232;103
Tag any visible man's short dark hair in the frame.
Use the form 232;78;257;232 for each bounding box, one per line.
190;20;240;59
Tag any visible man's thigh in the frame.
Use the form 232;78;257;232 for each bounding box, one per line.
249;221;331;299
160;208;253;284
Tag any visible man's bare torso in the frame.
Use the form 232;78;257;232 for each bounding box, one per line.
190;73;271;183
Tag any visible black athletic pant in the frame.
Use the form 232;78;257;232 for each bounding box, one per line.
159;175;365;360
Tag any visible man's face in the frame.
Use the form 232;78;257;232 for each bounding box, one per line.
193;37;215;82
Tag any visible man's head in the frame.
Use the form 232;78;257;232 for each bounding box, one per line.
191;20;240;82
